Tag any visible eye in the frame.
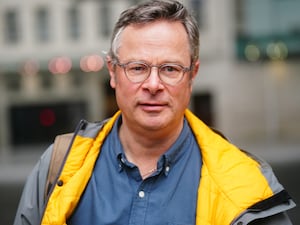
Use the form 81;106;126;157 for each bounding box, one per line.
160;65;181;75
127;63;148;74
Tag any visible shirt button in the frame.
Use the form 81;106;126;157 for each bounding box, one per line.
165;166;170;172
138;191;145;198
121;157;126;163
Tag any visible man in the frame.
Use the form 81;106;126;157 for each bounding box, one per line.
14;0;295;224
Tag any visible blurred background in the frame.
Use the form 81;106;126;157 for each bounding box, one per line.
0;0;299;224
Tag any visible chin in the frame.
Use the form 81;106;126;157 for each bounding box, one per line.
142;116;170;130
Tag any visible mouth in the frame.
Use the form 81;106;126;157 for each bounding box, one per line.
138;102;167;112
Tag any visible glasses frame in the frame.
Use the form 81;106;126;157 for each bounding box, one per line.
115;58;192;86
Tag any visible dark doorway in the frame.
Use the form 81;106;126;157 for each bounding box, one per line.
192;92;214;126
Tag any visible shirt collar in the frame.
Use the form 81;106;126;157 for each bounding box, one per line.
110;115;192;176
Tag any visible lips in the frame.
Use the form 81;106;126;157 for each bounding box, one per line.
138;102;167;111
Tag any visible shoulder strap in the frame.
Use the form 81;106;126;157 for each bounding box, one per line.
44;133;73;201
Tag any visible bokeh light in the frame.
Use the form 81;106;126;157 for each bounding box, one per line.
48;56;72;74
80;54;104;72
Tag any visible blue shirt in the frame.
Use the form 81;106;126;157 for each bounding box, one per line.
68;116;202;225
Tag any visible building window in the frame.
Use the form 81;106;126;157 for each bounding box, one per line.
68;6;80;40
235;0;300;61
98;0;110;37
190;0;204;28
9;102;87;147
35;7;50;42
130;0;141;4
40;71;53;89
4;72;21;91
4;9;20;44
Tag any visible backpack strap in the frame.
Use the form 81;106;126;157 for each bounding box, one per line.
43;118;110;202
44;133;73;201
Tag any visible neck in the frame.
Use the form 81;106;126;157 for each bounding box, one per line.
119;118;183;175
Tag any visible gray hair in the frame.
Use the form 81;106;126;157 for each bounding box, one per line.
108;0;200;64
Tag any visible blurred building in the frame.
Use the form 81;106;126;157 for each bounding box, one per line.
0;0;300;181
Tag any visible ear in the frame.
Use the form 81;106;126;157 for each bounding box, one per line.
106;56;117;88
191;59;200;80
189;59;200;89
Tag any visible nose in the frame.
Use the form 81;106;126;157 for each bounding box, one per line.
142;67;163;94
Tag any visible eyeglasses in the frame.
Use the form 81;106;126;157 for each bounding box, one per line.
115;59;192;86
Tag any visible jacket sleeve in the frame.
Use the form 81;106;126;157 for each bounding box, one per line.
233;197;296;225
13;145;53;225
249;212;293;225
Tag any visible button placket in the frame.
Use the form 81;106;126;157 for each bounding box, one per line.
128;184;149;225
138;190;145;198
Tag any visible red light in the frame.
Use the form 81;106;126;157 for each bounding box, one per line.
39;108;56;127
80;54;104;72
48;56;72;74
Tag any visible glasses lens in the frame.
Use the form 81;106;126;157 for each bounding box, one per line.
159;64;184;85
125;62;149;82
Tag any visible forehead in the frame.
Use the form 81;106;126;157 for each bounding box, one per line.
117;20;191;62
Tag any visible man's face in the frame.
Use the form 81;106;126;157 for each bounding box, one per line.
108;20;199;133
